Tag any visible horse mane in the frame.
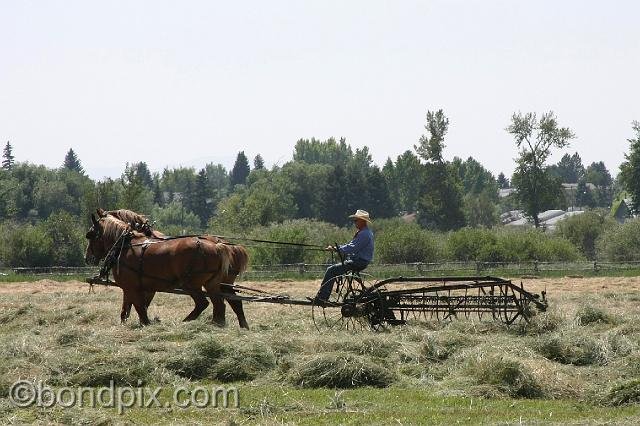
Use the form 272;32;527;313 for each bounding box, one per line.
106;209;149;226
100;215;143;241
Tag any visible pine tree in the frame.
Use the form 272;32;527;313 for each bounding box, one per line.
2;141;15;170
253;154;265;170
230;151;250;187
62;148;84;174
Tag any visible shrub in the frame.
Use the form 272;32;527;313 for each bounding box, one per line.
289;353;395;388
375;220;441;263
556;211;612;260
495;228;582;262
445;228;499;261
247;219;350;265
597;219;640;261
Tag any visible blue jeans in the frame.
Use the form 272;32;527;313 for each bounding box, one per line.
316;258;369;300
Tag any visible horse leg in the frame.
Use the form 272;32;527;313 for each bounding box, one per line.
221;282;249;329
183;289;209;322
143;291;156;308
203;281;227;327
120;293;132;324
133;302;151;326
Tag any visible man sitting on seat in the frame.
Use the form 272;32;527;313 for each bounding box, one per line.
315;209;374;302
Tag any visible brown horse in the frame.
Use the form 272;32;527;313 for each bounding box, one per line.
85;213;236;326
102;208;250;328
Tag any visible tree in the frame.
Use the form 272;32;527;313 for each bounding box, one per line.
575;179;596;208
230;151;250;187
619;121;640;213
2;141;15;170
497;172;510;189
121;163;154;214
507;111;575;228
253;154;265;170
414;109;449;163
293;137;352;166
192;168;211;226
554;152;584;183
585;161;613;188
62;148;84;174
385;151;424;213
414;109;465;230
131;162;153;188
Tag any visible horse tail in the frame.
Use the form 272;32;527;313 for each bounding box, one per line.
213;242;233;283
229;244;249;275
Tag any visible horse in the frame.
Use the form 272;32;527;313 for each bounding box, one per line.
85;212;236;326
101;208;250;328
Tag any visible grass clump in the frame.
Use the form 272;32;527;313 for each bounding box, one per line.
536;333;608;366
211;342;276;382
604;379;640;406
473;356;543;398
165;337;276;382
51;352;154;387
420;332;475;362
165;337;225;379
576;305;615;326
289;353;395;389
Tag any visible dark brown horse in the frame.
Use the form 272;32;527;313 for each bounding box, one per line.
85;212;237;326
102;208;250;328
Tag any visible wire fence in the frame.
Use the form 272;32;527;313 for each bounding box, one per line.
3;261;640;281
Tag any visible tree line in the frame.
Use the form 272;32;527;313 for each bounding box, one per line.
1;112;639;267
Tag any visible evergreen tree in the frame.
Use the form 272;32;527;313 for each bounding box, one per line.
497;172;510;189
230;151;250;187
132;162;153;188
192;168;211;226
253;154;265;170
555;152;585;183
62;148;84;174
2;141;15;170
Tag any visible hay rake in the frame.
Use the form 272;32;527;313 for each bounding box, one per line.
310;275;548;331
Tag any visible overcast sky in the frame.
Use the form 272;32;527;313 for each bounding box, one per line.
1;1;639;181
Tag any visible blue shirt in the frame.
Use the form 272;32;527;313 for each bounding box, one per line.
340;227;374;263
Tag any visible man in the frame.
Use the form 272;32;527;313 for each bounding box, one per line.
315;209;374;302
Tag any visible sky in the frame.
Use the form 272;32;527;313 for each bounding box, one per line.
1;1;639;181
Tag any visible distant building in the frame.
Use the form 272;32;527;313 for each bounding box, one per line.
504;209;584;231
498;188;515;198
612;198;633;223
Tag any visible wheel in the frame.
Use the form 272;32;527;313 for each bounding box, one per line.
312;273;368;332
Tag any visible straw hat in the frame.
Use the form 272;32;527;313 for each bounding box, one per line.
348;209;372;223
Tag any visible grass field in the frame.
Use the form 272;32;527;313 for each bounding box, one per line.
1;276;640;424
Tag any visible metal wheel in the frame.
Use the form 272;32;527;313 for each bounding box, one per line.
312;273;367;332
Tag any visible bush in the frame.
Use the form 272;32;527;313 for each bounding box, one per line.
446;228;499;262
375;220;441;263
247;219;350;265
556;211;612;260
597;219;640;261
289;353;395;388
494;228;582;262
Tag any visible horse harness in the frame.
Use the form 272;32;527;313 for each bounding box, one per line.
99;232;230;290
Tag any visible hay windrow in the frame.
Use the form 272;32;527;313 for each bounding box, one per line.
289;353;396;388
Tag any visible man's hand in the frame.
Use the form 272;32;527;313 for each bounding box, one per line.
325;245;336;252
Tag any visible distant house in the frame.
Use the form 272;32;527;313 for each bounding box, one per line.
612;198;633;223
498;188;516;198
504;209;584;231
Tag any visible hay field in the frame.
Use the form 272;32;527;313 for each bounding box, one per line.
1;276;640;424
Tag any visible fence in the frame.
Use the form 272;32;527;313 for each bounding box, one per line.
4;261;640;281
